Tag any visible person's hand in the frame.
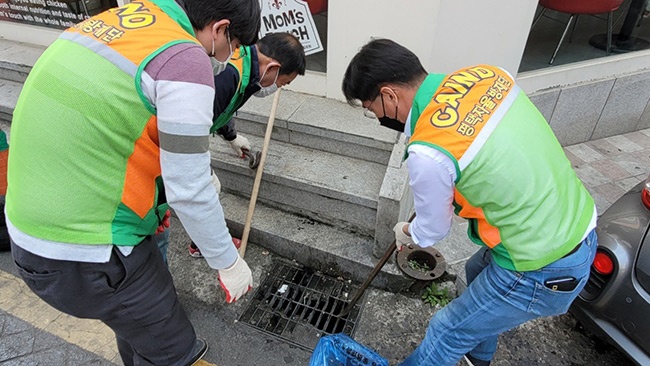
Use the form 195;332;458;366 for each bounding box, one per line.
211;170;221;194
155;209;171;234
218;255;253;303
393;222;414;251
228;135;251;158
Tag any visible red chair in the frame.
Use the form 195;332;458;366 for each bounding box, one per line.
532;0;625;64
305;0;327;15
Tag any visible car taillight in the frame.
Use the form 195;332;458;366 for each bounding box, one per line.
643;178;650;209
593;251;614;275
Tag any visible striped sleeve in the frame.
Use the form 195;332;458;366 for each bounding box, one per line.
143;43;238;270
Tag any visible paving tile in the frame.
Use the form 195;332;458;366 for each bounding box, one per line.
563;149;585;168
586;189;612;215
16;347;68;366
0;328;34;362
573;164;613;188
612;151;650;177
616;176;644;192
589;159;633;182
64;343;113;365
564;143;605;163
623;130;650;149
604;135;644;153
586;138;625;158
593;183;627;204
641;128;650;138
1;313;32;336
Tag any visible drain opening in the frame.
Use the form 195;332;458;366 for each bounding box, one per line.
239;260;365;350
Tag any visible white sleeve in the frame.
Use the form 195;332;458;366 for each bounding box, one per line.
144;45;238;270
406;144;457;247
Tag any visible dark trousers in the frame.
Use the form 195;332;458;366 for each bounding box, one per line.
11;237;196;365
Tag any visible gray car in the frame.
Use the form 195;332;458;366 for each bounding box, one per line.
570;176;650;366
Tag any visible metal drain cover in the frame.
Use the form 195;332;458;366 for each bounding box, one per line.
396;244;447;280
239;260;365;350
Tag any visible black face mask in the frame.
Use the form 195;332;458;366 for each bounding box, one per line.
378;94;404;132
379;116;405;132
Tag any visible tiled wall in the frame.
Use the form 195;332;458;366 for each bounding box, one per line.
528;69;650;146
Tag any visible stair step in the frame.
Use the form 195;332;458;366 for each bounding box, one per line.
0;38;399;166
0;79;22;123
218;191;413;292
210;134;386;235
231;92;398;165
0;39;42;83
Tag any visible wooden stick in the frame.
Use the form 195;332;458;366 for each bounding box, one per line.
338;212;417;317
239;89;282;258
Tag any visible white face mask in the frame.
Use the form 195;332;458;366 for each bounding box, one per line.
254;65;279;98
210;25;233;75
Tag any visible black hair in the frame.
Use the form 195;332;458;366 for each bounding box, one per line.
257;33;306;76
342;38;427;105
184;0;261;45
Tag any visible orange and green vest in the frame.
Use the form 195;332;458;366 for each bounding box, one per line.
6;0;199;245
408;65;595;271
211;46;253;133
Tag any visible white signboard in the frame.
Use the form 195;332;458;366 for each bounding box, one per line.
258;0;324;56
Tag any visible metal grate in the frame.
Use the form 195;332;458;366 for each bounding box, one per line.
239;260;365;350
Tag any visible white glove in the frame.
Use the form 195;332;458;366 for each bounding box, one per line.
228;135;251;158
393;222;415;251
218;255;253;303
211;170;221;194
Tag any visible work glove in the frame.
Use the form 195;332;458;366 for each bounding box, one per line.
228;135;251;158
218;254;253;303
155;209;171;234
393;222;415;251
211;170;221;194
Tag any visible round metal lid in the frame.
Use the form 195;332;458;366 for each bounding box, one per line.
396;244;447;280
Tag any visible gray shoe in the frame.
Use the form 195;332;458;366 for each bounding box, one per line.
186;337;208;366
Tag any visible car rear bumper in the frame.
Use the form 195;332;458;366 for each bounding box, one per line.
571;302;650;366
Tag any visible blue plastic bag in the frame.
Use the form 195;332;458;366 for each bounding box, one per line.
309;333;389;366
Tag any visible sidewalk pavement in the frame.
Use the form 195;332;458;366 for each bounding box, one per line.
1;129;649;366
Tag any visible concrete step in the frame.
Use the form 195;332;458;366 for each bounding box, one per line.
211;134;385;236
218;191;414;292
230;93;397;165
0;39;42;84
0;37;398;166
0;79;21;123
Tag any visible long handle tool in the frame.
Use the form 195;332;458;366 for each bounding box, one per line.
239;89;281;258
338;212;416;317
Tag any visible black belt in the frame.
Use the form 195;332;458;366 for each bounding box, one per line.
562;242;582;258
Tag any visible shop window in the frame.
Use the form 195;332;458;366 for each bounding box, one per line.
520;0;650;72
260;0;328;73
0;0;116;29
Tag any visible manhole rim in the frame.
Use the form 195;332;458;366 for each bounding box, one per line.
396;244;447;280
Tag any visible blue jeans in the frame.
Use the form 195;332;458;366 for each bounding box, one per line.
398;230;597;366
154;229;170;267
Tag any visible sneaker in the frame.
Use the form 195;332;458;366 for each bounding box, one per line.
188;242;203;258
186;337;208;366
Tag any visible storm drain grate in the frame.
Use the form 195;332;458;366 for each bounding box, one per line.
239;260;365;350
